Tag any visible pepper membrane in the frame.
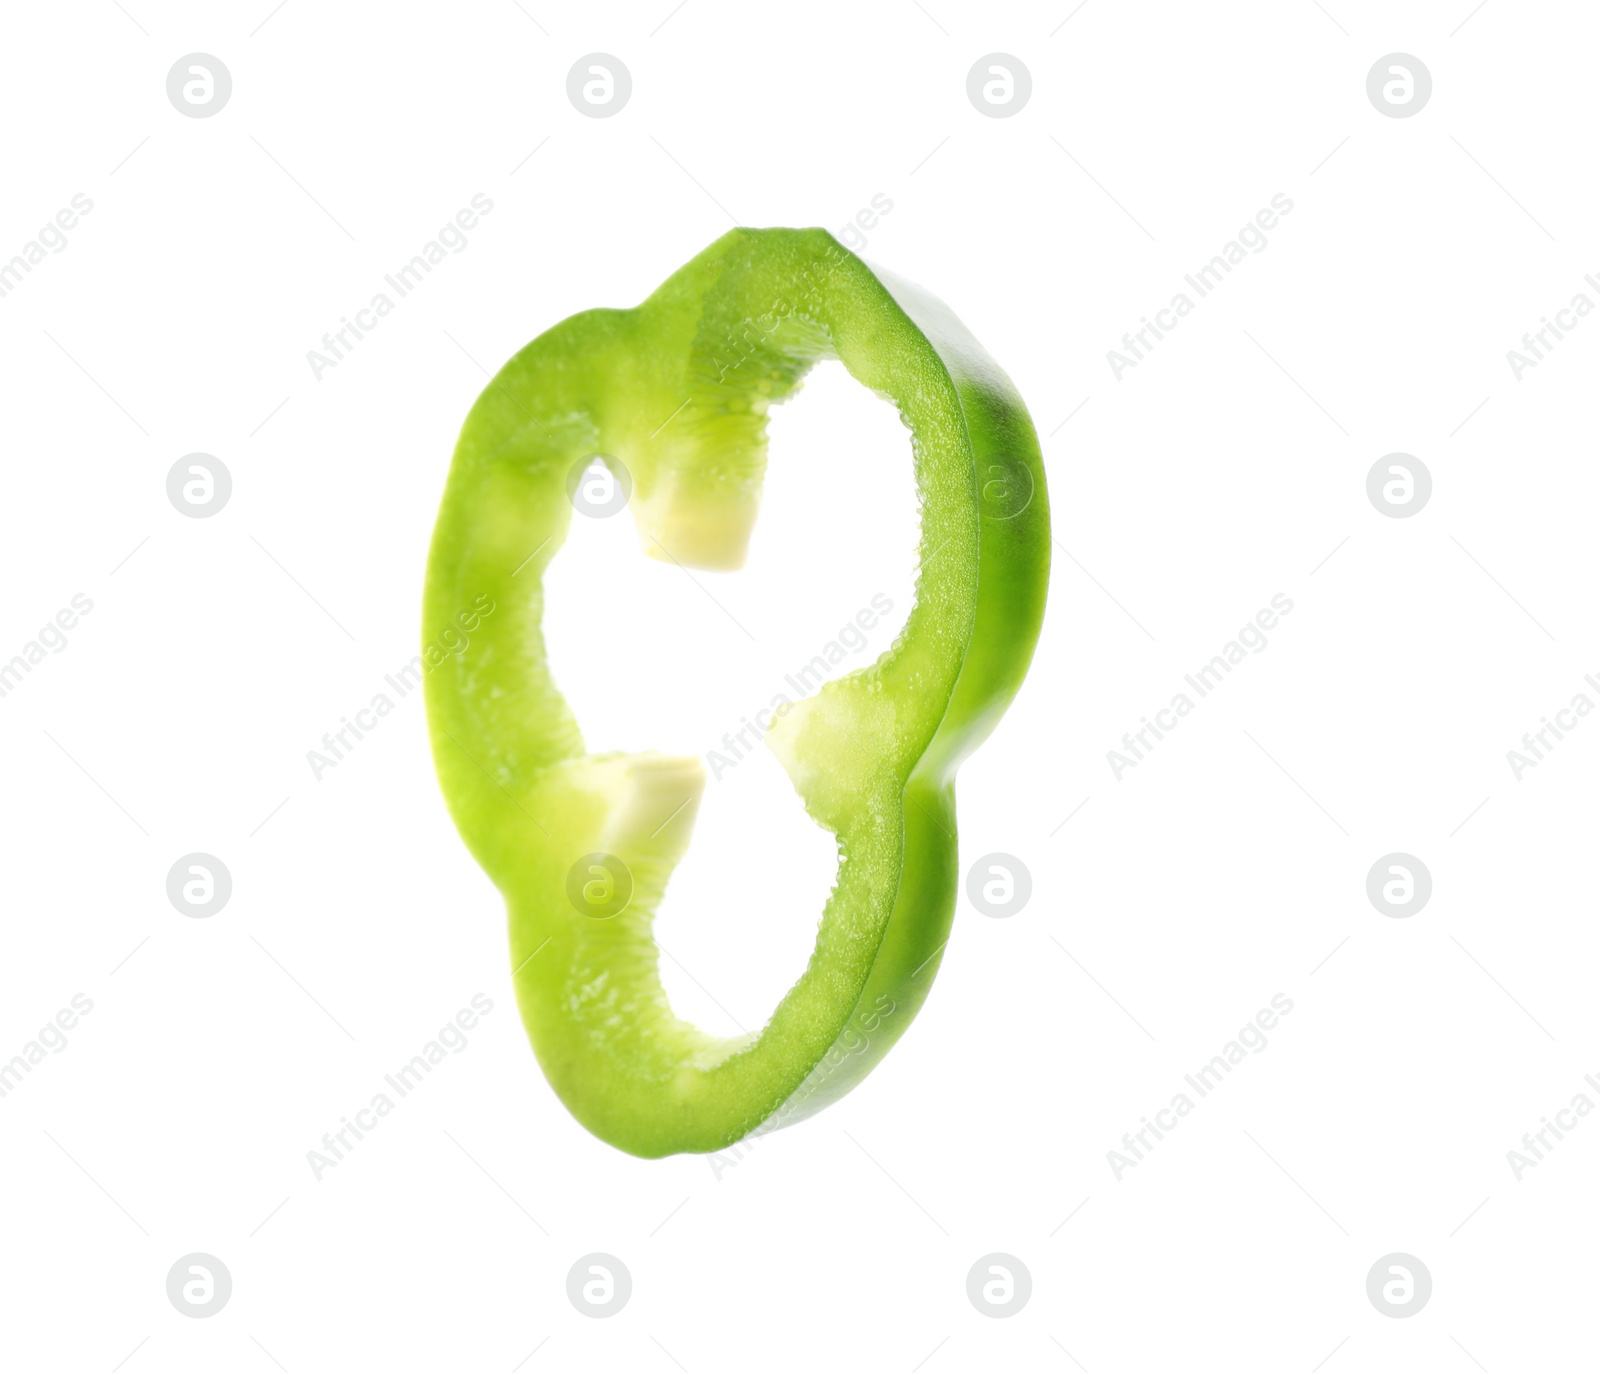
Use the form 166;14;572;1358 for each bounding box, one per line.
425;228;1048;1157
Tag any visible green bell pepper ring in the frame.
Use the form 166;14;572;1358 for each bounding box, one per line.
424;228;1048;1158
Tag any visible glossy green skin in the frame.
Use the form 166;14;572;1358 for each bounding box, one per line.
424;229;1048;1157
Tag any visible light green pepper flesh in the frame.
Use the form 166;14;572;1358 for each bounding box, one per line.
424;228;1048;1157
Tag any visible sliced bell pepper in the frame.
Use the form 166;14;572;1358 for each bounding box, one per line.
424;228;1048;1157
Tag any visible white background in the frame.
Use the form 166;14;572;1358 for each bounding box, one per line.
1;1;1596;1369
